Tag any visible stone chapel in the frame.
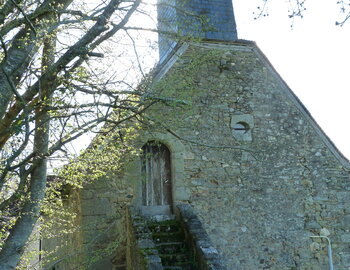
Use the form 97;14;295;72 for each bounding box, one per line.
44;0;350;269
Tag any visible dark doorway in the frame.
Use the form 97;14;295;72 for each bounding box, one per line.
141;141;173;207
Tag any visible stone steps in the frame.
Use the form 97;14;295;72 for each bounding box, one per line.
163;265;194;270
152;231;184;243
129;204;226;269
156;241;187;254
163;266;193;270
147;219;197;270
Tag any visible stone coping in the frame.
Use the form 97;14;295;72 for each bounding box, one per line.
175;204;227;270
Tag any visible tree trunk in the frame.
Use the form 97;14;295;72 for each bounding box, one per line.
0;35;56;270
0;27;37;121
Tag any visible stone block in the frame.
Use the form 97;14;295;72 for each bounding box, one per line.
137;239;155;249
341;253;350;266
141;205;171;216
176;186;191;200
305;221;322;230
146;254;162;270
197;239;212;248
342;215;350;226
336;192;350;203
200;246;219;260
81;198;113;216
341;234;350;243
206;258;226;270
183;151;195;159
88;259;113;270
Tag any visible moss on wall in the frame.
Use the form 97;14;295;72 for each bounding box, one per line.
54;41;350;270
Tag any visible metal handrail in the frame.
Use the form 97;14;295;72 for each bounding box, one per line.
310;235;334;270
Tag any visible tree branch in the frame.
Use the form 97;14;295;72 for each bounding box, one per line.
9;0;37;35
0;0;126;149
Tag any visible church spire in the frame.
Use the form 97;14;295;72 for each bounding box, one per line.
157;0;238;62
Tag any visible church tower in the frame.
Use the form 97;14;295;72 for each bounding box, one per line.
157;0;238;62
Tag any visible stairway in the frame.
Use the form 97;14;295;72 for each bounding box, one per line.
148;219;197;270
128;205;225;270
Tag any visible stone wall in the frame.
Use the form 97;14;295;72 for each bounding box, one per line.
44;173;134;269
148;41;350;270
41;188;84;270
78;172;134;269
55;40;350;270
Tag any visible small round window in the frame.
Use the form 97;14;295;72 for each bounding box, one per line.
233;121;249;135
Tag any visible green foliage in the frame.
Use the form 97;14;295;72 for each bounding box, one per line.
0;0;218;266
0;0;154;266
59;125;140;187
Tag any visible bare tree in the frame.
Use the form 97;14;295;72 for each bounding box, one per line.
254;0;350;26
0;0;167;268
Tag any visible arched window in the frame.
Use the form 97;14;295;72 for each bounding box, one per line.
141;141;173;206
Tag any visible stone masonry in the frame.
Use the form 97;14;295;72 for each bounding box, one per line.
50;40;350;270
134;40;350;269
